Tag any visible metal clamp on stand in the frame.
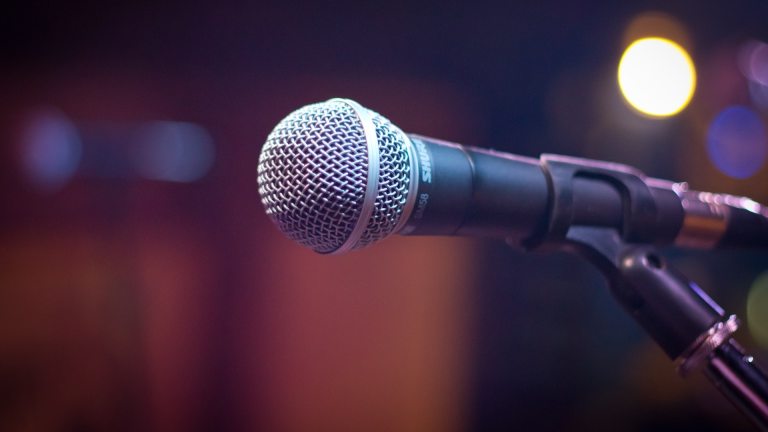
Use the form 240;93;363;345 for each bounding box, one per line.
677;314;740;376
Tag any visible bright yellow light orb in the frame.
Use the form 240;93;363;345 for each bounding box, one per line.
618;37;696;117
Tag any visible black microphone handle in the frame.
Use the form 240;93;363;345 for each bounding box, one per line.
400;135;549;241
399;134;768;250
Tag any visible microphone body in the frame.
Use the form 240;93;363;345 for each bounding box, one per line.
402;134;767;250
257;99;768;253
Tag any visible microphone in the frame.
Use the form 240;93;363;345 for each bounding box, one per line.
257;98;768;254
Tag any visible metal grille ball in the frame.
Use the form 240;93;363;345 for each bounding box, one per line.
257;100;412;253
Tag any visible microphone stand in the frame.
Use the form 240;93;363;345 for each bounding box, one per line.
558;225;768;430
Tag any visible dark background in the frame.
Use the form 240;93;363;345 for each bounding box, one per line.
1;1;767;431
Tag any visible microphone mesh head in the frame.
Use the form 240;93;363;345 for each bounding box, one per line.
257;99;413;253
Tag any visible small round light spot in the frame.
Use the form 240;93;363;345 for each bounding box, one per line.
706;106;767;179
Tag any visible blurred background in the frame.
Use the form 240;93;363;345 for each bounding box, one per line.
1;0;768;431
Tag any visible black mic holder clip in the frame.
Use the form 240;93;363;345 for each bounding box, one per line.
528;156;768;430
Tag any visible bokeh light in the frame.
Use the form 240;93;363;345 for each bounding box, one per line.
747;272;768;348
740;40;768;86
618;37;697;118
706;105;767;179
740;40;768;110
19;110;82;191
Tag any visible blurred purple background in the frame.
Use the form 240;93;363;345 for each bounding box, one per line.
1;1;768;431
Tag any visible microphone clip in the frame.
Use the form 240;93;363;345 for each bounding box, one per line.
551;224;768;429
